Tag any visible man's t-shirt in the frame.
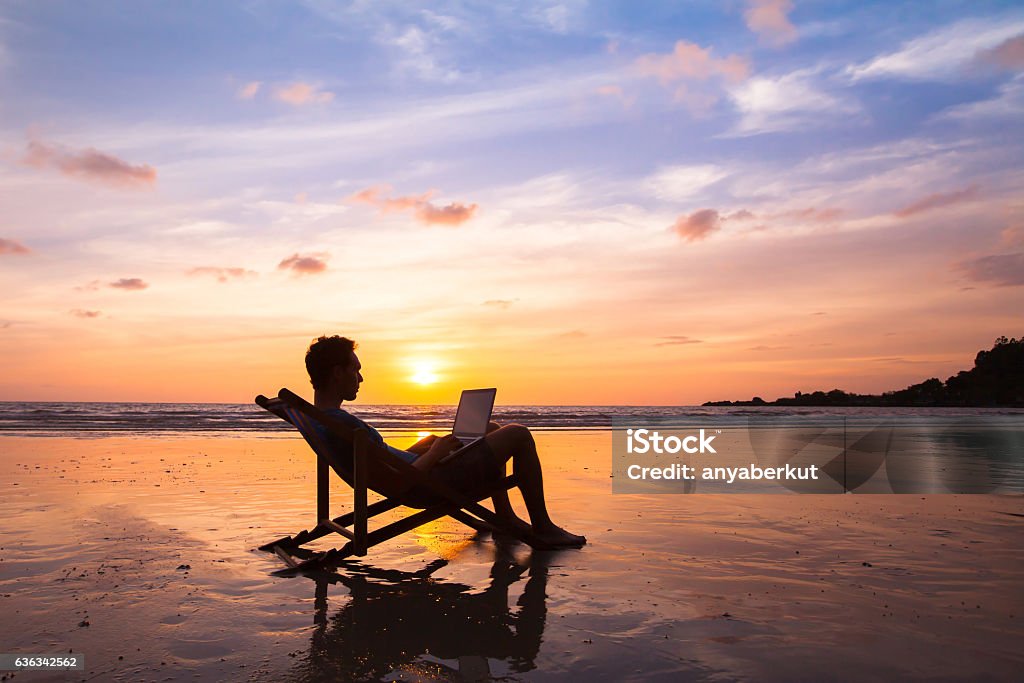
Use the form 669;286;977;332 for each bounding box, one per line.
317;407;417;465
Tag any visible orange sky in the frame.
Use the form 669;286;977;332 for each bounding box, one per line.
1;4;1022;404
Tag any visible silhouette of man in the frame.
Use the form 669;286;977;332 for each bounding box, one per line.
305;335;586;548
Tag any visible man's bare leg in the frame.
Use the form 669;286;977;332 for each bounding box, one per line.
478;420;533;533
485;425;586;547
490;485;533;535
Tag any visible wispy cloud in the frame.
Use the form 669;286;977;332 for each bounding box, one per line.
349;186;432;213
718;206;843;228
483;299;515;309
274;81;334;105
744;0;798;47
645;165;729;202
21;136;157;188
278;253;328;275
937;74;1024;121
595;84;635;108
848;18;1024;81
977;33;1024;70
894;185;979;217
385;24;466;84
867;357;942;365
774;207;844;222
727;68;858;136
958;252;1024;286
237;80;261;99
526;1;586;34
671;209;721;242
69;309;101;319
52;66;624;178
656;335;703;346
415;201;478;226
186;266;258;282
0;237;30;255
109;278;148;291
634;40;749;85
349;185;478;226
726;209;755;221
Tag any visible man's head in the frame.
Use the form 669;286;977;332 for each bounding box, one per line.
305;335;362;400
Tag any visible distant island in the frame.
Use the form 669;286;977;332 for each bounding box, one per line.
704;336;1024;408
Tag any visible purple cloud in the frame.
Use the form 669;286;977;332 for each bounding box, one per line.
672;209;721;242
958;252;1024;286
110;278;148;291
278;253;328;275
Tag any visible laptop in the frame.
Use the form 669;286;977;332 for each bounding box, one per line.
447;388;497;458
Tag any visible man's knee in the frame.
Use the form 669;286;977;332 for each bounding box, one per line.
486;423;535;456
500;423;533;444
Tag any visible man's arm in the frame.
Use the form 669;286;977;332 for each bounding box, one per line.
406;434;438;456
410;434;462;471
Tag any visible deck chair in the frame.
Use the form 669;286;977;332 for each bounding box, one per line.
255;389;541;569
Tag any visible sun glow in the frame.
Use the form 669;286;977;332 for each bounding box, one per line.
409;360;440;386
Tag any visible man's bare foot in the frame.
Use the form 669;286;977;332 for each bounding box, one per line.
533;523;586;548
495;516;533;537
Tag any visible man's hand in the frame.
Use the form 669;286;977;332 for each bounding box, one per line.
407;434;438;456
423;434;461;460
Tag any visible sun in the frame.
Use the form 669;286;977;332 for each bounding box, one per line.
409;360;440;386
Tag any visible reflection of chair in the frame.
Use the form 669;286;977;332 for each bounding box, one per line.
293;549;553;680
255;389;540;568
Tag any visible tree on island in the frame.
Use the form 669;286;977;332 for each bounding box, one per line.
703;336;1024;407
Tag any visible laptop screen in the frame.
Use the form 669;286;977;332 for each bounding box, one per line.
453;388;496;438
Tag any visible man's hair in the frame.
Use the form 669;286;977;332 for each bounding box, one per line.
305;335;357;391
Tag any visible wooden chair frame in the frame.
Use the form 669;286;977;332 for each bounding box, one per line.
255;389;538;569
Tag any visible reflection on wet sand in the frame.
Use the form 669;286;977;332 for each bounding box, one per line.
1;434;1022;681
290;545;561;682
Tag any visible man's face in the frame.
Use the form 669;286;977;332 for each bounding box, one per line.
334;351;363;401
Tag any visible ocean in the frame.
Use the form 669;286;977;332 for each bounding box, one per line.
0;401;1022;436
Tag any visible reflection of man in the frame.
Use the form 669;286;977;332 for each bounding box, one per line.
306;335;585;548
304;552;554;680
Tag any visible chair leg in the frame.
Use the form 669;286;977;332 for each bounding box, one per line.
273;545;300;569
450;509;495;533
316;453;329;523
353;430;369;556
258;498;402;553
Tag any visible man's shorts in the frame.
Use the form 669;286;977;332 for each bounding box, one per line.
402;438;506;508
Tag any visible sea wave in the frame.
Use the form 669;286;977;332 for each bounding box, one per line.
0;401;1021;437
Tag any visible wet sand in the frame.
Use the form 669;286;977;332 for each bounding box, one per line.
1;431;1022;681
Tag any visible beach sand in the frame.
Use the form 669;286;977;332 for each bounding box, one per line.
1;431;1022;681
